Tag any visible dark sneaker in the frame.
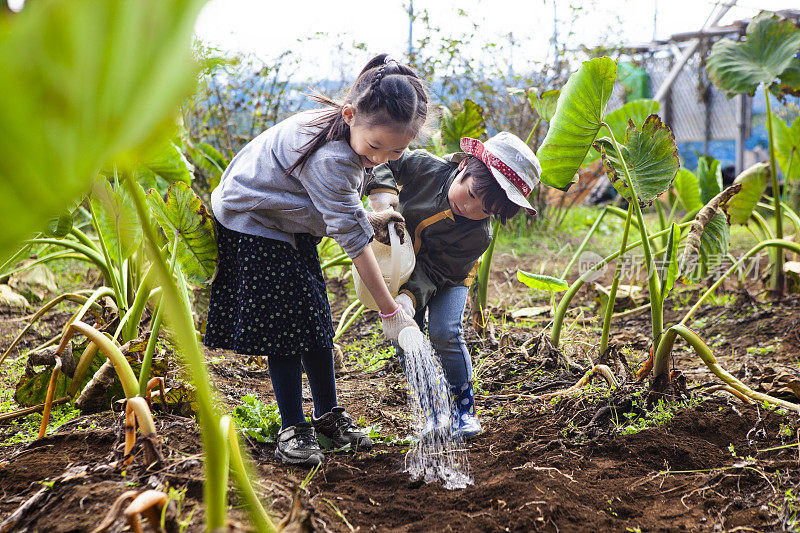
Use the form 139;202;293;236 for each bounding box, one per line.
312;407;373;451
274;423;324;466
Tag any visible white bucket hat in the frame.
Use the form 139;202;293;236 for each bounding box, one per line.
459;132;541;214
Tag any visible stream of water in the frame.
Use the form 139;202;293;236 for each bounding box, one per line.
398;328;472;490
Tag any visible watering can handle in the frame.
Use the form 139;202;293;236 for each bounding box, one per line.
387;222;401;296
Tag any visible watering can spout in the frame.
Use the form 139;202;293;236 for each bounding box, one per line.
397;326;426;352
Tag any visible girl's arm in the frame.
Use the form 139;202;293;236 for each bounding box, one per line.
351;244;398;315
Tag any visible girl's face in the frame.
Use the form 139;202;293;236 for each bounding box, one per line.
448;163;491;220
342;105;415;168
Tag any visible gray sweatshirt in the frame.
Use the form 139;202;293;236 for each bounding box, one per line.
210;110;374;258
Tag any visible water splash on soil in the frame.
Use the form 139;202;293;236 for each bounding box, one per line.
397;327;472;490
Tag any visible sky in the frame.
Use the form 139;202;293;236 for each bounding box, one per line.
194;0;797;78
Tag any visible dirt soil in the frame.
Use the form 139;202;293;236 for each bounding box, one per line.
2;257;800;532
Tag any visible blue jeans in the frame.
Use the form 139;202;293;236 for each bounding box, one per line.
397;285;473;390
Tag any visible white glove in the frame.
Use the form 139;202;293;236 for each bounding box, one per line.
380;306;419;342
395;293;414;317
368;192;399;212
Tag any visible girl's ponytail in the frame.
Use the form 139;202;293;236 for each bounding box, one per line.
287;54;429;177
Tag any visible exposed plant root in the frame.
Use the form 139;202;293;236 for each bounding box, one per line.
38;355;63;438
124;490;169;533
91;490;138;533
76;359;118;413
145;377;168;414
704;384;754;404
123;397;160;467
635;345;654;383
534;364;618;401
530;332;586;374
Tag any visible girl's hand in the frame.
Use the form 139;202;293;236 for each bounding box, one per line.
379;305;418;342
366;209;406;245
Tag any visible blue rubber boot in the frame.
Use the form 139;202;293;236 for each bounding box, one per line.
451;382;482;439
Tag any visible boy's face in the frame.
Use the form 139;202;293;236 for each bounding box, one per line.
448;163;490;220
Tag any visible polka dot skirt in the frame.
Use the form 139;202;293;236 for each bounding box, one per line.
204;222;335;357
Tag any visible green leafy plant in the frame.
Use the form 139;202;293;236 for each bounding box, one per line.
706;12;800;296
233;395;282;444
0;1;277;529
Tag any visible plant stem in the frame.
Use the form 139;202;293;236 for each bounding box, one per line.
139;298;164;396
560;206;608;279
551;221;693;347
600;203;633;354
602;122;663;344
220;416;277;533
525;117;542;146
476;219;501;317
765;89;785;296
680;239;800;326
653;324;799;412
125;174;229;531
89;203;128;312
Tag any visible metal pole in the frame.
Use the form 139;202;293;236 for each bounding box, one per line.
553;0;558;66
653;0;737;104
408;0;413;57
736;94;747;174
653;0;658;41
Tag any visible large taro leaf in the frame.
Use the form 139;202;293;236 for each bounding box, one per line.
775;58;800;97
697;155;723;204
143;141;194;185
673;169;702;212
680;185;740;282
527;89;561;122
537;57;617;190
0;0;205;266
698;213;731;277
146;182;217;286
772;116;800;181
187;141;229;192
706;12;800;97
727;163;769;225
90;179;143;263
593;114;680;207
585;99;660;164
440;100;486;154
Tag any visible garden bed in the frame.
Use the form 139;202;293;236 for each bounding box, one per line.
2;260;800;531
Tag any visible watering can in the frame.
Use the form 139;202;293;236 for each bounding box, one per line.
352;221;415;312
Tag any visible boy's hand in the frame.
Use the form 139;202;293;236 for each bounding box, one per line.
366;209;406;245
380;306;418;342
368;192;399;212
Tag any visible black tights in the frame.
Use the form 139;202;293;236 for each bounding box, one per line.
267;347;338;428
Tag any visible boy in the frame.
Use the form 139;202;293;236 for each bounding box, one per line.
366;132;541;438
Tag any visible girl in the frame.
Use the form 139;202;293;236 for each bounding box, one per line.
205;54;425;466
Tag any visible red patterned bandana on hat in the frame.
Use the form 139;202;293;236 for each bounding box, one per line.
460;138;531;196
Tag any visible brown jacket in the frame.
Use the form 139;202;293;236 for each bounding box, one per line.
366;150;492;310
